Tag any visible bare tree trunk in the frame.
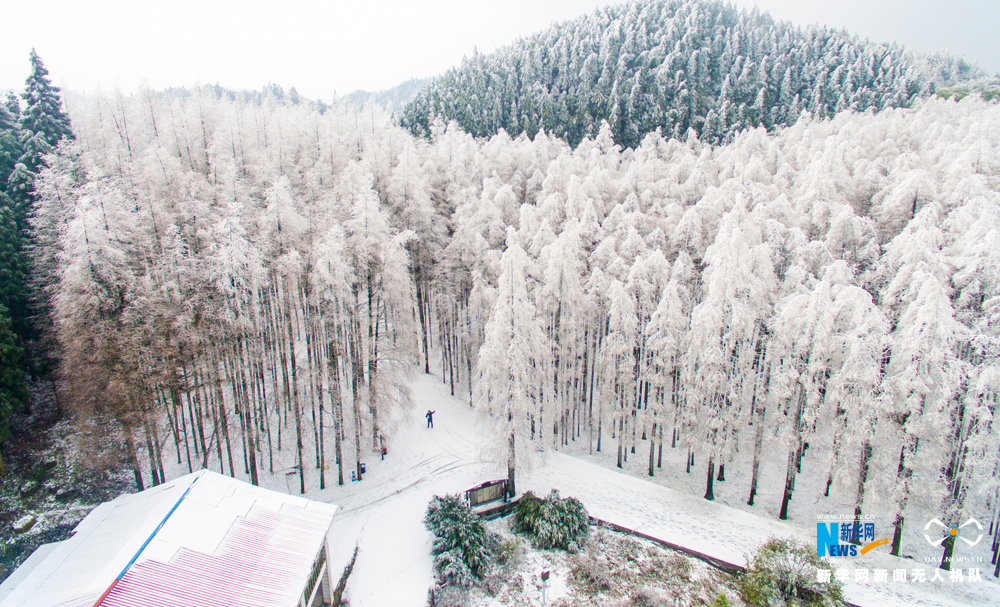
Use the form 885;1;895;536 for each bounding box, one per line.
122;419;144;491
648;422;656;477
152;414;166;483
616;395;624;468
285;290;306;494
170;379;193;473
238;339;259;486
159;386;182;464
778;449;796;520
369;291;382;451
852;441;872;530
746;344;769;506
507;414;516;498
891;443;910;556
350;311;364;481
142;408;160;486
657;423;663;468
224;352;250;476
747;421;764;506
704;456;715;501
328;327;346;486
183;370;202;463
212;351;236;477
416;273;430;374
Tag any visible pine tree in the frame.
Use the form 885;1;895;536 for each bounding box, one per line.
0;205;27;342
0;98;21;189
20;49;73;171
0;302;28;477
4;50;74;378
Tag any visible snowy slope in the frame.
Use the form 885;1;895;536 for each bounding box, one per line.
325;374;1000;607
323;375;502;606
139;372;998;606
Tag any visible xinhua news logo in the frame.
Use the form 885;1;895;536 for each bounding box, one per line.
817;521;892;557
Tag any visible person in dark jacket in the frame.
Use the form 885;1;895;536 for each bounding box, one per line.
426;409;435;428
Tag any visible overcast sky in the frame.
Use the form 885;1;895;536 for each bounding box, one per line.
1;0;996;102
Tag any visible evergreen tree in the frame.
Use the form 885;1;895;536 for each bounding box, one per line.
0;302;28;477
0;205;28;342
0;99;21;188
4;49;74;377
19;49;73;172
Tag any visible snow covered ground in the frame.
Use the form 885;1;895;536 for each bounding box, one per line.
317;374;1000;607
139;372;999;606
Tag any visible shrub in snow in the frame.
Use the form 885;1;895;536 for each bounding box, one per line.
513;491;543;534
660;554;691;581
573;551;612;592
513;490;589;550
496;536;522;565
626;587;669;607
434;550;477;589
423;494;499;582
427;583;467;607
711;594;732;607
738;537;843;607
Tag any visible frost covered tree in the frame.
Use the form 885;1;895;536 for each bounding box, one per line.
599;279;637;469
683;204;774;501
475;228;547;496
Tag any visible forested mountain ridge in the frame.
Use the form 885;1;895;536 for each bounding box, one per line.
400;0;984;147
342;78;431;110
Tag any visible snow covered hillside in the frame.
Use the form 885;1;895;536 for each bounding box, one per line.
322;374;1000;606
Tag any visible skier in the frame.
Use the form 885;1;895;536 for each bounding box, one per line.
379;433;388;460
426;409;436;428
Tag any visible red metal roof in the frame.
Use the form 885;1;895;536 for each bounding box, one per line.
101;506;332;607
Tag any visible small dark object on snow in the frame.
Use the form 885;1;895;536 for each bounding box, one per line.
426;409;436;428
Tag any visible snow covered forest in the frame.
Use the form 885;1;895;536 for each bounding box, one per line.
401;0;981;147
26;81;1000;572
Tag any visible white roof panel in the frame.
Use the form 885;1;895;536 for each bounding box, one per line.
0;470;337;607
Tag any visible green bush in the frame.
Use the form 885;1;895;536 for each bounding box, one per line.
496;537;522;565
423;494;499;583
712;593;731;607
513;490;589;550
513;491;543;535
738;537;844;607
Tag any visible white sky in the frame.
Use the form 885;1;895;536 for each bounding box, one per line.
1;0;997;102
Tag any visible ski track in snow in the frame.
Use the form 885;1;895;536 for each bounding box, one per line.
308;373;1000;607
